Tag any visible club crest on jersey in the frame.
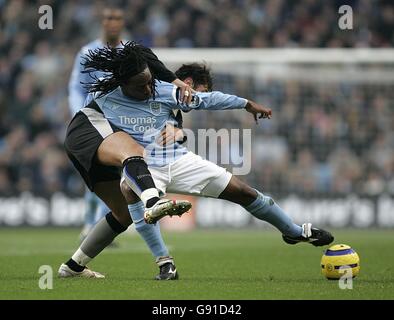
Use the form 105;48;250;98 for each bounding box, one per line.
190;95;200;108
149;102;162;115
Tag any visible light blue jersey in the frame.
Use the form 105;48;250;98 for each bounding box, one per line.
68;39;124;116
91;80;248;167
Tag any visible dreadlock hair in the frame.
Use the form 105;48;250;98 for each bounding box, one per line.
81;41;157;98
175;63;213;92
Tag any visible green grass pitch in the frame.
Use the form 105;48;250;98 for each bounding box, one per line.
0;228;393;300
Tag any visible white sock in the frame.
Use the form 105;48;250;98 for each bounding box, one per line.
140;188;160;207
71;248;92;266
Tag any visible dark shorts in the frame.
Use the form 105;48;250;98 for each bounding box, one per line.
64;101;123;191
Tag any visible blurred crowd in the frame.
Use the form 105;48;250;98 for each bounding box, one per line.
187;77;393;196
0;0;393;197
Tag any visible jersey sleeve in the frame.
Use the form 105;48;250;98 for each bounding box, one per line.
68;50;89;116
178;91;248;112
139;46;177;83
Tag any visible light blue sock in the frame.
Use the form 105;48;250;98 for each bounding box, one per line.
128;201;169;258
244;190;302;237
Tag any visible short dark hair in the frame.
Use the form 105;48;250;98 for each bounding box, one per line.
81;41;156;97
175;63;213;91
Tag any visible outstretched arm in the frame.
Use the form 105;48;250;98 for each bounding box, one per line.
177;90;272;123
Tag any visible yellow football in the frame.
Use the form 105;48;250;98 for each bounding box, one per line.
321;244;360;280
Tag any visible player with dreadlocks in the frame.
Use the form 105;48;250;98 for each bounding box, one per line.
68;4;193;246
60;41;192;279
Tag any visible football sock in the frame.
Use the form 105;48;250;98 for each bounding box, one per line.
128;201;169;258
122;156;160;208
244;189;302;237
66;256;85;272
67;212;127;270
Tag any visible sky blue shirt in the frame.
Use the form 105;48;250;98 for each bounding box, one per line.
90;80;248;166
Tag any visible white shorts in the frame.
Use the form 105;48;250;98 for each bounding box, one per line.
149;152;232;198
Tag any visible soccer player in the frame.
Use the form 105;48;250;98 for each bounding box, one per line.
58;43;334;279
68;5;192;241
66;7;193;278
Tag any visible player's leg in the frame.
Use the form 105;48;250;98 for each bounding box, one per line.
165;153;291;232
96;130;161;208
62;110;190;278
60;161;179;279
66;107;191;219
96;130;191;218
218;176;303;236
217;176;334;246
162;152;333;246
61;110;136;277
80;190;112;242
59;179;131;278
93;197;119;248
120;179;178;280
